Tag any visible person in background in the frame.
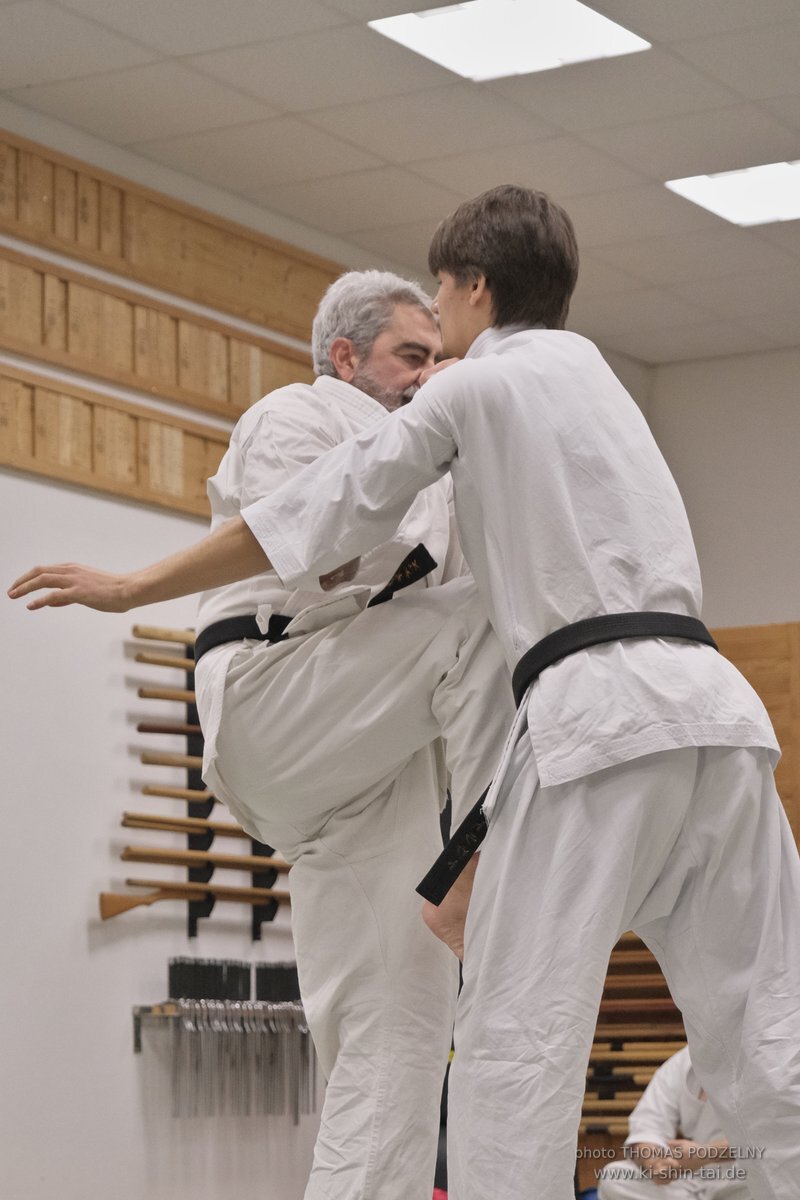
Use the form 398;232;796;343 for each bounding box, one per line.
598;1047;752;1200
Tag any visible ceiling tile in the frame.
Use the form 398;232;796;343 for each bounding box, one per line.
8;61;277;143
667;269;800;321
759;94;800;131
589;228;791;287
250;167;464;235
408;137;647;200
0;1;157;88
571;253;648;295
568;286;713;339
582;104;800;182
749;309;800;348
488;48;738;133
749;220;800;260
599;321;782;364
346;219;439;278
325;0;433;16
186;25;453;113
133;118;384;192
304;84;554;164
671;22;800;100
556;184;719;248
57;0;347;55
586;0;800;42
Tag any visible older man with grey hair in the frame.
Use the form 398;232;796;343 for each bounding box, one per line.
192;270;513;1200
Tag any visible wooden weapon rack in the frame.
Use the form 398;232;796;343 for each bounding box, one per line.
99;623;289;938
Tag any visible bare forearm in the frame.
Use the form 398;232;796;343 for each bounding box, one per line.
126;517;270;606
8;517;270;612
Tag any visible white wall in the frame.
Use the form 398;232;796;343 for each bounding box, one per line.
648;347;800;628
603;347;652;418
1;469;319;1200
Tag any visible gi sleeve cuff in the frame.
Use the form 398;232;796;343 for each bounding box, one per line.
241;499;316;591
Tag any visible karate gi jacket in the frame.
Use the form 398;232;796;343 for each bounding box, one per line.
196;374;459;768
242;327;779;790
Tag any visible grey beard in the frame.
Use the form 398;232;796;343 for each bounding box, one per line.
352;365;418;412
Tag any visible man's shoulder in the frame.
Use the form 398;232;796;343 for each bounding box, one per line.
233;379;323;437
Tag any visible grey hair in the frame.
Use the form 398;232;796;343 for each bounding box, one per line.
312;269;434;377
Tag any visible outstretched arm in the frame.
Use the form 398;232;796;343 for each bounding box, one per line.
7;516;269;612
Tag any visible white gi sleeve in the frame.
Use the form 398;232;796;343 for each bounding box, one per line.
624;1049;689;1149
242;388;457;591
239;402;339;507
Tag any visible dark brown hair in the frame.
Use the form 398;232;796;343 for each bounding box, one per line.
428;184;579;329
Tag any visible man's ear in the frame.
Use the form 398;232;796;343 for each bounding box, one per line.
329;336;359;382
468;274;491;311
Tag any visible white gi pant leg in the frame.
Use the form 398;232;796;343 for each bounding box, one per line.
200;577;515;1200
448;736;800;1200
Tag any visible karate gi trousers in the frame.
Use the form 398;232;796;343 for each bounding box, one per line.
196;576;515;1200
449;729;800;1200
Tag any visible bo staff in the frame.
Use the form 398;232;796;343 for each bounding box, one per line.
138;685;196;704
122;812;249;839
121;844;290;873
136;651;196;672
142;784;214;803
99;876;289;920
137;721;202;737
132;624;196;646
141;750;203;770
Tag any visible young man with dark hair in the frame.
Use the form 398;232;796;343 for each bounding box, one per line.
11;187;800;1200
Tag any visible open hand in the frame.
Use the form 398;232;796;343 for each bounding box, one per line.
419;357;459;387
8;563;131;612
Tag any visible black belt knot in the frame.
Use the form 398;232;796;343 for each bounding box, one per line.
193;543;438;665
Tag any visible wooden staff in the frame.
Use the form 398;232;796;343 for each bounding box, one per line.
142;784;214;803
137;721;202;737
141;751;203;770
133;624;196;646
99;877;289;920
138;685;196;703
122;812;249;839
136;651;196;671
121;845;290;874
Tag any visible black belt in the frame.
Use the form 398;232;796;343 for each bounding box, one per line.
416;611;717;906
194;543;437;665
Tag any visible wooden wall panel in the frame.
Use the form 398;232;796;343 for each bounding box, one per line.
713;622;800;840
0;129;341;341
0;362;228;518
0;244;314;418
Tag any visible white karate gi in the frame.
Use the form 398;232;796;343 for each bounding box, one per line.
242;327;800;1200
193;375;515;1200
598;1047;752;1200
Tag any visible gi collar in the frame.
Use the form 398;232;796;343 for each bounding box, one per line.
466;323;545;359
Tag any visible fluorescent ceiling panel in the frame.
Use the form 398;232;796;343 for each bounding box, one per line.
666;161;800;226
369;0;650;82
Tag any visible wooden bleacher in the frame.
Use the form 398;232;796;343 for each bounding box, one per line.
576;934;686;1191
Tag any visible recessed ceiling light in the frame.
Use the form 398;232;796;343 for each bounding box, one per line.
369;0;651;82
666;161;800;226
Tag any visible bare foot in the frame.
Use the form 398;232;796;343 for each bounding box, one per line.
421;854;479;961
